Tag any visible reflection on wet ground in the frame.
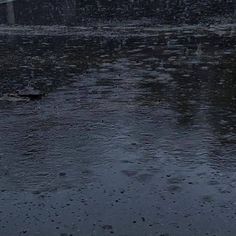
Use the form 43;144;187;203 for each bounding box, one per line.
0;24;235;235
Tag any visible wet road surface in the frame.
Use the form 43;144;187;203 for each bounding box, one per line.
0;24;236;236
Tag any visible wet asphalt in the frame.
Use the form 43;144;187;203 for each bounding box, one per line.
0;24;235;236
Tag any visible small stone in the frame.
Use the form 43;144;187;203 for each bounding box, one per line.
17;86;44;100
59;172;66;177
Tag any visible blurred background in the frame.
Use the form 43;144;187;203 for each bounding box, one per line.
0;0;235;25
